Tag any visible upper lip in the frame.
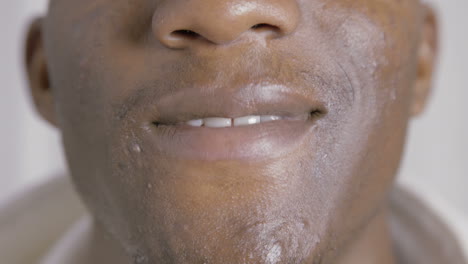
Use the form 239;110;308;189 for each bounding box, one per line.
152;81;326;125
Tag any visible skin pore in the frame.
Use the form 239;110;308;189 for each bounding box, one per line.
25;0;437;263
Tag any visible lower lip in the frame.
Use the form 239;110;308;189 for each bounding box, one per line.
145;118;317;162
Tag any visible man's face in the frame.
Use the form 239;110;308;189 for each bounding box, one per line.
27;0;436;263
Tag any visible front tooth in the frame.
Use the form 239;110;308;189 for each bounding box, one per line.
204;117;232;128
234;115;261;127
260;115;282;123
186;119;203;127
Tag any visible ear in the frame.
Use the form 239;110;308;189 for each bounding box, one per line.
25;17;58;127
410;5;438;117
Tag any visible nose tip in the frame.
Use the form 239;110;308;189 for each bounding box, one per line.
153;0;300;49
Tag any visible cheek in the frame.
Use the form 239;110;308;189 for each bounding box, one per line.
46;28;129;231
291;0;418;245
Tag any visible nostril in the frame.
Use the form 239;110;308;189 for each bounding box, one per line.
251;23;279;31
251;23;267;29
250;24;282;38
171;29;200;40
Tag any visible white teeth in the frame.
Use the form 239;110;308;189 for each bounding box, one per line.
186;119;203;127
203;117;232;128
260;115;282;123
233;115;260;127
184;115;284;128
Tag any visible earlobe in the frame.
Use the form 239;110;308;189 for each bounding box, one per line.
25;17;58;127
411;5;438;117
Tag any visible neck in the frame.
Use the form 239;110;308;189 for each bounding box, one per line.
335;208;397;264
87;222;131;264
63;217;130;264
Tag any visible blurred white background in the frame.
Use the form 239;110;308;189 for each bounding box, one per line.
0;0;467;239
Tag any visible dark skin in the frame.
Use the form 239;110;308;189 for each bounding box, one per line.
25;0;437;263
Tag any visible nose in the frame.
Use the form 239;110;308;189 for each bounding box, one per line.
152;0;300;49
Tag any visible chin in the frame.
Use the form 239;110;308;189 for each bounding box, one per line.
127;220;328;264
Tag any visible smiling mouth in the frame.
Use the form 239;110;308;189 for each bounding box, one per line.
153;112;319;128
141;83;326;162
147;110;323;162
